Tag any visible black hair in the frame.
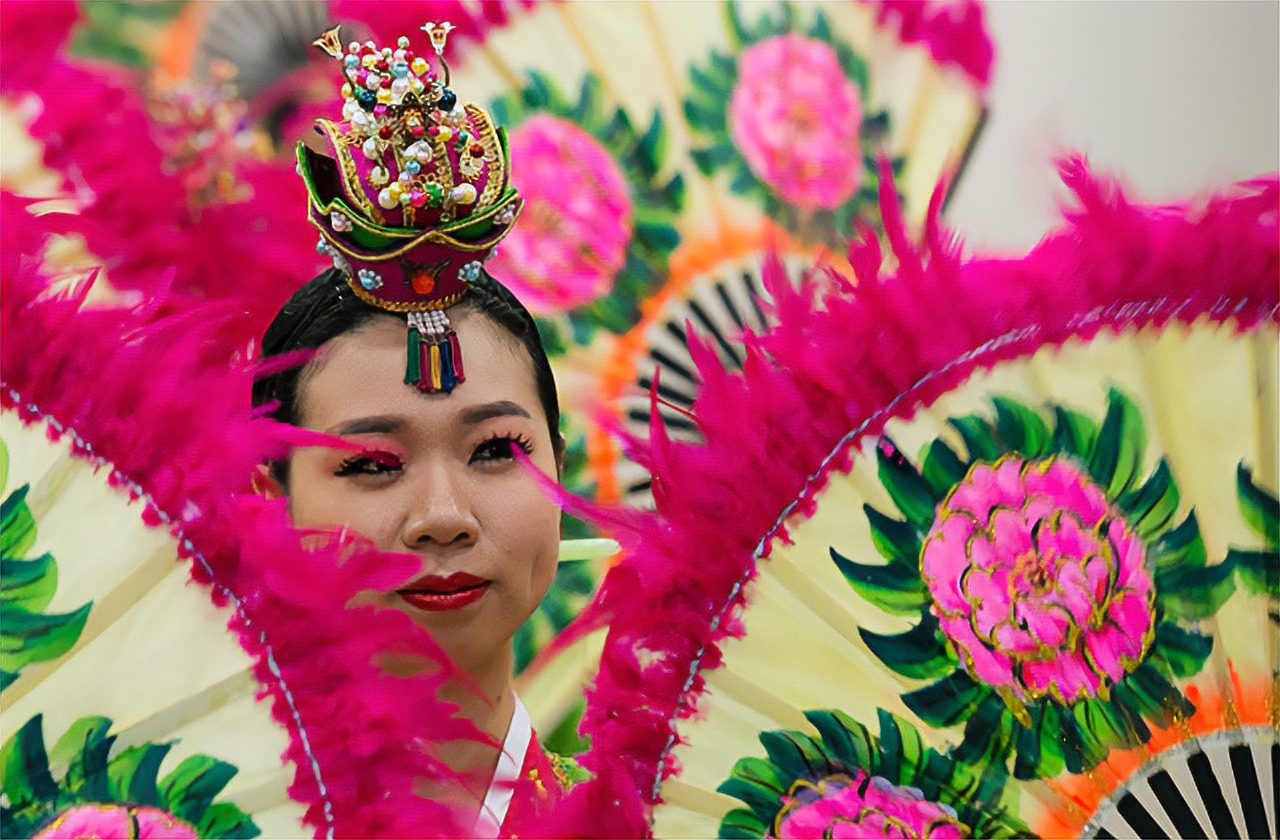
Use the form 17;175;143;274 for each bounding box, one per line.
253;268;562;484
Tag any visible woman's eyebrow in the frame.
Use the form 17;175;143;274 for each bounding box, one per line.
460;400;531;425
326;416;406;436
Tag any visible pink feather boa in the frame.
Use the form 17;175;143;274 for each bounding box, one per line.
1;191;493;838
557;160;1278;835
863;0;994;90
1;1;322;346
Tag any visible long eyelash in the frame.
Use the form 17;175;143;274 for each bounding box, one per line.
475;433;533;459
334;452;401;476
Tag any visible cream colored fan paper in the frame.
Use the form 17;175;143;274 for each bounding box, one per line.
0;411;306;838
655;320;1279;837
456;1;981;236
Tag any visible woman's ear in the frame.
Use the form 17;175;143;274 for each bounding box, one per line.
251;463;286;499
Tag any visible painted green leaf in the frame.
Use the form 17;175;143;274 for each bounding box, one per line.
1116;460;1180;539
0;602;92;673
2;715;58;810
919;439;968;498
955;693;1015;768
831;548;929;615
106;742;172;807
718;808;766;839
684;98;725;135
993;397;1050;457
0;439;9;493
858;614;954;680
1227;548;1279;597
1;484;36;559
691;144;736;173
1236;463;1279;547
1106;684;1152;746
1148;513;1208;572
759;730;828;782
1;554;58;612
1149;621;1213;678
1089;388;1146;496
876;443;939;529
1074;697;1141;753
50;716;115;801
1051;406;1099;461
1012;702;1065;780
1155;557;1235;621
1124;664;1192;730
902;670;987;728
196;802;260;839
717;759;785;815
948;414;1001;462
162;755;238;824
804;709;873;774
874;708;926;785
863;504;921;566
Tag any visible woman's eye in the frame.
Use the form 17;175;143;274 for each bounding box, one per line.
334;454;402;477
471;435;533;464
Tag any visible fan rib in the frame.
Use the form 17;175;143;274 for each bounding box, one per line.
702;668;812;734
1190;747;1244;838
113;667;259;750
3;542;177;704
1146;769;1209;838
1115;791;1172;839
659;778;739;818
742;271;771;334
1230;742;1271;839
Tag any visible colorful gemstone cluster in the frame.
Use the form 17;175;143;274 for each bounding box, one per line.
302;22;522;395
315;22;488;221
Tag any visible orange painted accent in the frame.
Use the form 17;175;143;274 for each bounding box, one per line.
1032;666;1274;837
584;220;830;496
156;4;205;83
587;422;620;504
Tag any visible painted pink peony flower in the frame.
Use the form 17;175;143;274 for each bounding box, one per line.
727;34;864;209
134;807;199;839
489;115;632;314
921;457;1156;711
35;805;133;839
34;804;197;839
776;772;966;839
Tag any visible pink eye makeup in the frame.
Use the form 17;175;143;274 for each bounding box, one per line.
333;446;404;477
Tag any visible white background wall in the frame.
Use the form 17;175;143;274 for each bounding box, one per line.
945;0;1280;253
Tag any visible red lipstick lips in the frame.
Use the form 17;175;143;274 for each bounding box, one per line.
397;572;491;612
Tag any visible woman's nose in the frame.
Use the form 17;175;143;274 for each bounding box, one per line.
399;468;479;550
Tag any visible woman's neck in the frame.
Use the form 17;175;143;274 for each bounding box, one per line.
449;643;516;742
424;644;518;814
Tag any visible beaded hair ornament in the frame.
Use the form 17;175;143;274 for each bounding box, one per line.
300;22;522;393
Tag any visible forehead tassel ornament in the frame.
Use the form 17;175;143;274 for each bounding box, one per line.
301;22;522;393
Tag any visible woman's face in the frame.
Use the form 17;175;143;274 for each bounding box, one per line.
283;312;560;672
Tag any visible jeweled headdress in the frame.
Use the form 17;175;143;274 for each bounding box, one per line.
299;22;522;393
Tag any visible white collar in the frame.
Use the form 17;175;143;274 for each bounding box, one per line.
473;695;531;838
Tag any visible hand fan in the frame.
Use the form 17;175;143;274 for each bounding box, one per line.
404;0;992;511
0;415;304;839
0;196;488;839
570;164;1280;838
